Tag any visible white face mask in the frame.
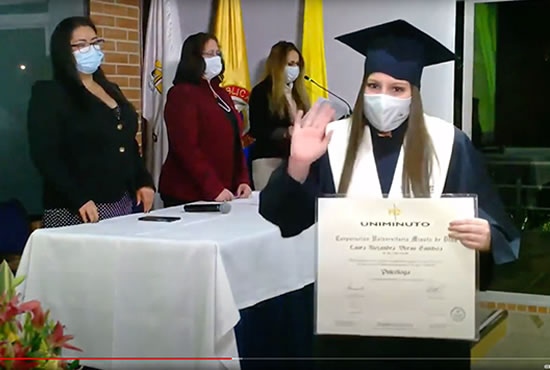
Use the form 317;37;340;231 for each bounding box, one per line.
285;65;300;84
364;94;411;132
203;56;222;80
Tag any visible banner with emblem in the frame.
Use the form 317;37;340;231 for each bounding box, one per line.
142;0;183;207
213;0;254;149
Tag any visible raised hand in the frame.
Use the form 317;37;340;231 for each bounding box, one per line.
288;103;335;183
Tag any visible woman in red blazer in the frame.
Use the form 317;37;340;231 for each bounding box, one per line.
159;33;251;206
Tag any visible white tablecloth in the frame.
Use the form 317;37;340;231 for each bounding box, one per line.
16;192;315;369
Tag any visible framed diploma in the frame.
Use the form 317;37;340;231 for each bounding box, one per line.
315;195;479;341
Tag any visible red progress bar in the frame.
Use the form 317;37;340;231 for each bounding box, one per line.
0;357;234;361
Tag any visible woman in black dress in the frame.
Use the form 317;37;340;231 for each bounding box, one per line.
28;17;154;227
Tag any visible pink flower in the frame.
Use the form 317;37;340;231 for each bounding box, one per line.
0;345;6;368
0;295;21;325
3;341;37;370
18;300;46;329
47;322;82;352
18;300;40;313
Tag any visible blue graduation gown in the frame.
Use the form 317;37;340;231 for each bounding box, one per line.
258;123;520;369
259;124;519;264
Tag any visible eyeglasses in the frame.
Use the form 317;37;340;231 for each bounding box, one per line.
71;39;105;54
202;50;222;58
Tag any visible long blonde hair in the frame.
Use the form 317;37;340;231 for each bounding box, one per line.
338;75;434;197
261;41;310;119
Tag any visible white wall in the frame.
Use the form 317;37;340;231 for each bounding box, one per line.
324;0;456;122
241;0;302;83
176;0;301;84
174;0;455;122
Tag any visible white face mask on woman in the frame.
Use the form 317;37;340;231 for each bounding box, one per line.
285;65;300;84
363;93;411;132
203;56;223;80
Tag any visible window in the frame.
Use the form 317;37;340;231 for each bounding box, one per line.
0;0;87;217
460;0;550;297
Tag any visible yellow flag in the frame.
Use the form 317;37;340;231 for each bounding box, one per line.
213;0;253;145
302;0;328;105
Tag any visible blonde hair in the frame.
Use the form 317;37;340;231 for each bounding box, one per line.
261;41;310;119
338;76;434;197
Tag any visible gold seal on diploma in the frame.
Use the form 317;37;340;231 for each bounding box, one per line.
388;204;401;220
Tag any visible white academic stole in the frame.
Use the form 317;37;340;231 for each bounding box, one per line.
327;114;455;198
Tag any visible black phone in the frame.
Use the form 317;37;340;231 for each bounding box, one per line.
138;216;181;222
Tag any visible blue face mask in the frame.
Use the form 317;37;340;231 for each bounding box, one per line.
73;47;104;74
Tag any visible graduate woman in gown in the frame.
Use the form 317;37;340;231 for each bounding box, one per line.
259;20;520;370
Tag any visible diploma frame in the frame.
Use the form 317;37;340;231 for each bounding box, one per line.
314;194;481;341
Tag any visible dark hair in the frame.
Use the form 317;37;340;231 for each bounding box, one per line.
50;16;127;108
173;32;224;85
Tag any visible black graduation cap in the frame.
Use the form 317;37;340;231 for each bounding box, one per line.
335;19;455;87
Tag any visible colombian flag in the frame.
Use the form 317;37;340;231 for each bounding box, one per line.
302;0;329;105
213;0;254;149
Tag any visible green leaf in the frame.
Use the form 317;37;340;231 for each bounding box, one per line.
26;350;47;357
68;359;81;370
12;275;25;289
29;333;42;351
0;260;14;299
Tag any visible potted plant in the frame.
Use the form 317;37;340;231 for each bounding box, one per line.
0;260;82;369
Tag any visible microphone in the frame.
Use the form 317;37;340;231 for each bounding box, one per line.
304;75;353;118
183;202;232;214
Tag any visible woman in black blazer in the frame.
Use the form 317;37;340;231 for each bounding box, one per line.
248;41;310;189
27;17;154;227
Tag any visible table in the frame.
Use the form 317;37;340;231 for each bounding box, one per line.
16;192;315;369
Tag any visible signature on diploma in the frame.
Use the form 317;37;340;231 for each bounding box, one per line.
347;284;365;291
426;283;446;295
